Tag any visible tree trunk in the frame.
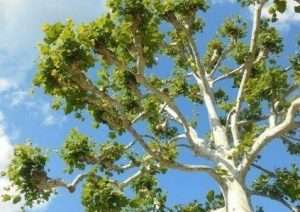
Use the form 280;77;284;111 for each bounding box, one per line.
223;179;252;212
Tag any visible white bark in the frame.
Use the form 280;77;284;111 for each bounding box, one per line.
225;180;252;212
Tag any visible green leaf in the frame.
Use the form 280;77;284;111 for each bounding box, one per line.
295;5;300;13
12;195;21;204
206;191;215;202
274;0;287;13
1;194;11;202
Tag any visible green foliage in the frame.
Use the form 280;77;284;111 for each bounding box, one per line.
257;22;283;54
174;190;224;212
219;17;247;41
97;141;126;174
268;0;287;22
2;145;52;207
61;129;95;173
231;41;249;65
4;0;300;211
245;65;288;104
130;169;166;208
82;174;128;212
149;141;178;162
252;164;300;204
232;124;257;161
282;136;300;155
204;38;224;70
290;52;300;84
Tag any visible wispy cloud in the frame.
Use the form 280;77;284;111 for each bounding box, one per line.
0;0;106;89
0;111;21;212
260;1;300;30
0;0;106;126
0;111;51;212
211;0;300;30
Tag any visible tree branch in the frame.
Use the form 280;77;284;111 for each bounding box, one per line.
119;170;143;189
251;163;276;177
241;97;300;172
211;64;245;86
230;1;266;146
47;173;89;193
209;42;235;78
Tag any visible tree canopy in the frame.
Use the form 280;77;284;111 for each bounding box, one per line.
1;0;300;211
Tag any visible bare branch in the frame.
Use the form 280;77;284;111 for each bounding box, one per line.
119;160;214;188
125;140;137;150
251;163;276;177
167;162;213;173
120;170;143;189
47;173;89;193
212;64;245;86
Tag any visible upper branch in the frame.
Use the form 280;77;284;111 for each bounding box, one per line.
230;1;266;146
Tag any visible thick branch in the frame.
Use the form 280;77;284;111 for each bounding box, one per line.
241;97;300;172
47;173;88;193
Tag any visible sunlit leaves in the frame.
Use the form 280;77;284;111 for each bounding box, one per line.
130;169;166;208
219;17;247;41
61;129;95;173
252;164;300;204
174;190;224;212
290;52;300;84
82;174;128;212
12;0;300;211
257;22;283;54
268;0;287;21
2;145;52;207
245;66;288;105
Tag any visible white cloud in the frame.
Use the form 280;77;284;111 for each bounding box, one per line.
0;79;16;94
0;111;20;212
212;0;300;30
260;1;300;30
0;0;106;90
0;112;51;212
41;103;67;126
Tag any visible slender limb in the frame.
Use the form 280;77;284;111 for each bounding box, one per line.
282;135;300;142
209;42;235;78
230;1;266;146
125;140;137;150
251;164;276;177
119;170;143;189
237;115;269;126
131;112;146;124
248;190;298;212
212;64;245;86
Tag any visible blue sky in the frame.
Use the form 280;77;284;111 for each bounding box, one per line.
0;0;299;211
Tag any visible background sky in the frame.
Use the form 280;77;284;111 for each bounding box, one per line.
0;0;299;211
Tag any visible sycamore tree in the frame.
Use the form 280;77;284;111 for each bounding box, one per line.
1;0;300;211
